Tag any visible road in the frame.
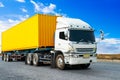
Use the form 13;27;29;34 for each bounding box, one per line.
0;56;120;80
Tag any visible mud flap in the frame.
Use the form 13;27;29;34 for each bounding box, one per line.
51;53;56;68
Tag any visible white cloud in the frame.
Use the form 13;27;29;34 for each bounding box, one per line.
41;3;56;14
21;8;27;13
30;0;40;12
8;19;16;23
19;14;29;21
30;0;64;16
0;15;29;32
104;33;110;37
16;0;25;3
100;38;120;45
0;2;4;7
97;38;120;54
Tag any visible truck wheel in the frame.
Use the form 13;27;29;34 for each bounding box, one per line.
33;53;40;66
27;53;33;65
6;54;10;62
4;54;7;61
81;63;90;69
56;54;65;70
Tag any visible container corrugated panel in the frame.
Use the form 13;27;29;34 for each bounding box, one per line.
2;14;57;52
38;14;57;47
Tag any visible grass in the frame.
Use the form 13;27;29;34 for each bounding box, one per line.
97;54;120;60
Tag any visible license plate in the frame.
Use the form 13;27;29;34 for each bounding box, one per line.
83;54;90;58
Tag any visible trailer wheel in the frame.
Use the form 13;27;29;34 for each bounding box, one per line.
27;53;33;65
4;54;7;61
33;53;40;66
56;54;65;70
6;54;10;62
81;63;90;69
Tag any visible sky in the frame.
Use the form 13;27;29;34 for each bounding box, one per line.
0;0;120;54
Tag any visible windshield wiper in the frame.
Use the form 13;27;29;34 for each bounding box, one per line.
87;40;94;44
79;39;84;42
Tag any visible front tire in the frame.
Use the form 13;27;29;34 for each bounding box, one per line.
56;54;65;70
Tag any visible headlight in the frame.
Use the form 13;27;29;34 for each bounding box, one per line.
64;45;74;54
69;54;79;58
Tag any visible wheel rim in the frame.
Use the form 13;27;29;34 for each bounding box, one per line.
6;55;9;61
4;55;6;61
57;56;64;69
33;54;38;65
27;54;31;64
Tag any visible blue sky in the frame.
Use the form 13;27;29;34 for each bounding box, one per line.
0;0;120;53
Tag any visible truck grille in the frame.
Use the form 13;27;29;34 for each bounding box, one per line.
76;48;94;52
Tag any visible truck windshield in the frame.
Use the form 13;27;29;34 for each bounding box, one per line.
69;30;95;43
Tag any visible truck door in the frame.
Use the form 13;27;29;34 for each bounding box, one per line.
55;29;69;52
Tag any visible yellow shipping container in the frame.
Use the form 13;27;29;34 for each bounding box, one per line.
2;14;57;52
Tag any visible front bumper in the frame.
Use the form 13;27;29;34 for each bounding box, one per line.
64;54;97;65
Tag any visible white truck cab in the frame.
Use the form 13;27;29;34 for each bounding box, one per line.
54;17;97;69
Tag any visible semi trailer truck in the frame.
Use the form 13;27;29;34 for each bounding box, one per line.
1;14;104;70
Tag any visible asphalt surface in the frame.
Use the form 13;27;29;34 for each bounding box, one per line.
0;56;120;80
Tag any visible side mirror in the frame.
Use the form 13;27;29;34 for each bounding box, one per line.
100;30;104;40
64;31;68;40
64;31;68;37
